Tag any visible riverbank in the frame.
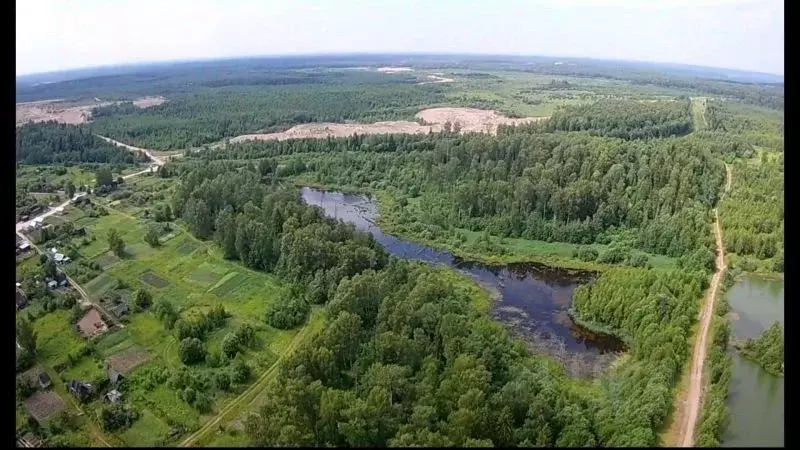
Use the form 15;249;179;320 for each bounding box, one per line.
291;178;679;273
720;275;784;447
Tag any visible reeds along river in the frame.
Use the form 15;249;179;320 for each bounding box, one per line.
301;187;626;379
721;276;784;447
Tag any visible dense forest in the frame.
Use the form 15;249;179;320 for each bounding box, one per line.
538;99;693;140
16;122;149;165
719;156;784;273
90;84;447;150
209;131;727;259
161;158;711;446
705;101;784;151
738;322;784;377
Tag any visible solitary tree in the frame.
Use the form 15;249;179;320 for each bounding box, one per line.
95;167;113;187
134;289;153;310
144;225;161;247
107;228;125;257
65;180;76;199
16;317;37;355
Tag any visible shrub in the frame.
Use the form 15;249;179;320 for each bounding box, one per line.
627;253;649;268
266;294;310;330
214;371;231;391
575;247;599;262
231;359;251;384
99;403;139;431
178;338;207;365
598;246;629;264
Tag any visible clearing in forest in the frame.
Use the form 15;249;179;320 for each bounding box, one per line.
229;107;547;143
15;96;166;126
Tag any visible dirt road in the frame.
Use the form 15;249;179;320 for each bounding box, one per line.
179;312;322;447
94;134;166;166
676;163;731;447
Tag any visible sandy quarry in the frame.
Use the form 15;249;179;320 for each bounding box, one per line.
16;96;167;126
229;107;548;143
417;75;455;85
377;67;414;73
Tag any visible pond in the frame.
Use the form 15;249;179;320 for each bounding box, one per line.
301;187;625;378
721;276;784;447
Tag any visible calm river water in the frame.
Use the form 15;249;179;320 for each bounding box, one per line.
721;276;784;447
301;187;625;378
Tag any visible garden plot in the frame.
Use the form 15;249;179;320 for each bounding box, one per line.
209;272;247;297
176;238;203;255
24;391;65;422
107;346;150;375
85;272;120;299
93;253;121;270
139;270;170;288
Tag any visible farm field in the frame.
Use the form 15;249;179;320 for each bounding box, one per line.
54;206;302;445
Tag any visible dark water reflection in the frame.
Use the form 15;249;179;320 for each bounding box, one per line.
301;187;626;378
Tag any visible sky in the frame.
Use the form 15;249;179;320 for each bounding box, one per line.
16;0;783;76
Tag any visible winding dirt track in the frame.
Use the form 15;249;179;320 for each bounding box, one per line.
677;163;731;447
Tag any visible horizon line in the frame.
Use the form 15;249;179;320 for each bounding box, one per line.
16;51;784;80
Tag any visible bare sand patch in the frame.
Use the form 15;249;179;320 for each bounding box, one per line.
377;67;414;73
132;96;166;108
230;107;547;143
416;107;546;134
417;75;455;85
16;96;167;126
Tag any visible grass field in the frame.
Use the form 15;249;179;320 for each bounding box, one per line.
120;408;171;447
33;310;87;368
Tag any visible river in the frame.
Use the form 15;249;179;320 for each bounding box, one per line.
721;276;784;447
301;187;625;378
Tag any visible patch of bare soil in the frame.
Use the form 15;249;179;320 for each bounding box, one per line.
24;390;65;422
15;100;105;126
230;107;547;143
416;107;546;134
377;67;414;73
132;96;166;108
16;96;166;126
417;75;455;85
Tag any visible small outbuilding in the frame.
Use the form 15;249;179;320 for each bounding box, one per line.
104;389;123;404
20;433;43;448
38;372;52;389
67;380;93;401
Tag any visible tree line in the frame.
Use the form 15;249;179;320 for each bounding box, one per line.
536;99;693;140
719;156;784;273
16;122;149;165
89;83;447;150
206;131;729;259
